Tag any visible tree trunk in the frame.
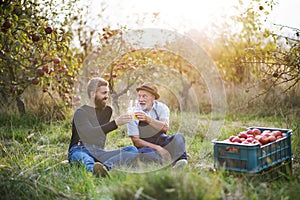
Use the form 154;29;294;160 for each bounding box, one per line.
111;92;120;115
180;80;192;112
16;96;26;115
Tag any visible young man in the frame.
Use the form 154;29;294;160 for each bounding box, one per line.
68;77;138;177
127;82;188;168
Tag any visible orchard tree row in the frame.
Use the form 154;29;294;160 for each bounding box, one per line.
1;0;299;118
193;1;299;96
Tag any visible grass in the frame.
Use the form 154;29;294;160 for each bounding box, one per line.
0;112;299;200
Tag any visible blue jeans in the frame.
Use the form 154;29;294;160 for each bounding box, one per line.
68;144;138;172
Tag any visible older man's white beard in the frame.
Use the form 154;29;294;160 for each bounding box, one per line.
140;102;149;111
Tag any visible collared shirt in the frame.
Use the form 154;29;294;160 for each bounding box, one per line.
127;100;170;136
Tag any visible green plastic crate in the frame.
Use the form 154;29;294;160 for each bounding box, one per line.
213;127;293;173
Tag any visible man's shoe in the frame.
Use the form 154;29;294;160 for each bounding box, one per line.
93;162;110;178
173;159;188;169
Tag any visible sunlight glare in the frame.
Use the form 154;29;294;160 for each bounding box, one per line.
129;0;238;31
89;0;238;32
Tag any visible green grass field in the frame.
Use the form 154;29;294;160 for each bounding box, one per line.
0;113;299;200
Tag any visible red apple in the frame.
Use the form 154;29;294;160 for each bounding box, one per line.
282;133;287;137
45;26;53;34
268;135;276;143
255;135;262;141
247;135;254;139
60;65;68;72
33;58;38;65
246;129;254;135
259;136;269;145
252;128;261;135
284;56;291;63
273;72;279;77
262;129;271;133
232;136;241;143
31;34;40;42
42;65;49;73
1;27;8;33
31;77;40;85
238;131;248;139
276;135;283;140
229;135;235;142
246;137;254;143
36;68;45;76
271;131;281;137
262;130;271;137
3;20;12;29
53;57;61;64
242;140;250;144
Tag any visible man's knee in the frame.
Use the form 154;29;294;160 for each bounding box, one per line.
122;145;139;152
173;133;185;143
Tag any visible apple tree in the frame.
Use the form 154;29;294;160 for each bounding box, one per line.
188;0;299;113
261;25;300;94
75;27;205;114
0;0;81;116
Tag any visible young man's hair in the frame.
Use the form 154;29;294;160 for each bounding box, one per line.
87;77;109;98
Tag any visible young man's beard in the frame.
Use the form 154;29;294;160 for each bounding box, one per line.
95;96;107;108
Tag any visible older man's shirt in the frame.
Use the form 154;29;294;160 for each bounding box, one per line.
127;100;170;136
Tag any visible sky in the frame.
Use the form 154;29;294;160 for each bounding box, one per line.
84;0;300;33
270;0;300;28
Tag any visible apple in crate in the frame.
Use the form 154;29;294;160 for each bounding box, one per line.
268;135;277;142
262;130;271;137
272;130;282;137
259;136;269;145
238;131;248;139
229;135;235;142
246;129;254;135
252;128;261;135
232;136;242;143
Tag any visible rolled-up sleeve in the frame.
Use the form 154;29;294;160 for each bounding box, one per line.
127;120;139;136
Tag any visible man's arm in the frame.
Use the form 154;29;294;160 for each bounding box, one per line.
130;135;171;161
130;135;160;149
134;111;169;132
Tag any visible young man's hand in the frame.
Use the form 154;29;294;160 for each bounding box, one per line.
115;114;132;126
